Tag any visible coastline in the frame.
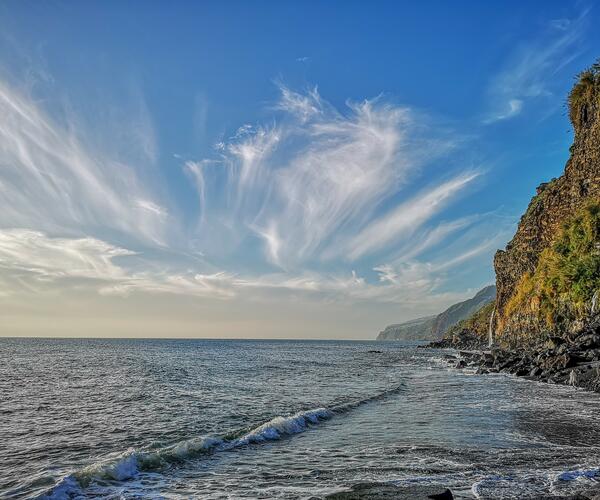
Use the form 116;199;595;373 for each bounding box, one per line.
425;316;600;394
326;325;600;500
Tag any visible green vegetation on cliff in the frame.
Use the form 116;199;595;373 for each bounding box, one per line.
428;300;494;349
569;60;600;129
445;301;494;341
494;60;600;345
505;203;600;338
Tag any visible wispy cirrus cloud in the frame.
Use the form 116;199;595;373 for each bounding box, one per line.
0;226;492;311
0;228;236;299
0;80;170;245
0;77;503;315
372;222;511;298
191;85;472;272
0;229;133;282
344;172;480;260
484;8;588;123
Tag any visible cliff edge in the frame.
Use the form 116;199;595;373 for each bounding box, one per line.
494;62;600;346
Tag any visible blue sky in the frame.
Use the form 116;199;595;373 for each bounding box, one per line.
0;1;598;338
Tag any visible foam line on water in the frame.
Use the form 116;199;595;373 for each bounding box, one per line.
554;467;600;482
39;385;404;499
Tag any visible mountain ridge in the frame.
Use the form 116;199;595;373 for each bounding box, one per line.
377;285;495;340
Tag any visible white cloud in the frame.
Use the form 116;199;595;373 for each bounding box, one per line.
345;172;480;260
371;219;513;301
0;228;488;311
276;85;323;122
184;160;208;220
0;229;238;299
488;99;523;123
0;78;503;321
0;229;133;281
191;86;463;270
0;80;169;244
388;215;479;262
99;271;238;300
484;9;587;123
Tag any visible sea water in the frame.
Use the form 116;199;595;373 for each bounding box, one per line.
2;338;600;499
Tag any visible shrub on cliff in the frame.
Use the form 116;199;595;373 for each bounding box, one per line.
445;301;495;341
569;59;600;129
505;202;600;334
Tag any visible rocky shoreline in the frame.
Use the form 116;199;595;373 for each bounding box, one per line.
426;317;600;395
325;322;600;500
324;481;600;499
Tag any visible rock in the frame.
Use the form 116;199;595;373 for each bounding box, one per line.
577;334;600;350
514;366;530;377
530;366;542;377
547;336;567;348
546;353;577;371
498;356;519;372
325;483;456;499
482;352;495;366
584;349;600;361
428;489;454;500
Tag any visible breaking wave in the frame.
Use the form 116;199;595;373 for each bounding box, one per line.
39;385;404;499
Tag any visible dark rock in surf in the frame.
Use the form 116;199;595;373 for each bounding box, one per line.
324;482;455;499
428;489;454;500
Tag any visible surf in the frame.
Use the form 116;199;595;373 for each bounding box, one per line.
39;384;405;499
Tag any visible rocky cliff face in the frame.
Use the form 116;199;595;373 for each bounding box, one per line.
494;64;600;343
377;286;495;341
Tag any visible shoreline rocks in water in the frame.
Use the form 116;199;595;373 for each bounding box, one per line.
323;481;600;499
323;483;455;499
426;317;600;393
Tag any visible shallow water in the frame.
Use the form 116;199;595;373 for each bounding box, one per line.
2;338;600;499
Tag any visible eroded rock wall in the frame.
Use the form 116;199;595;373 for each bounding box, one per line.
494;68;600;342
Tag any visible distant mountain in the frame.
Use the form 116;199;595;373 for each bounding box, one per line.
376;285;496;341
376;315;437;341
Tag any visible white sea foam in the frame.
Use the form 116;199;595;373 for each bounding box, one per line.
39;386;405;499
471;475;515;499
229;407;332;447
39;407;334;499
39;475;82;500
555;467;600;481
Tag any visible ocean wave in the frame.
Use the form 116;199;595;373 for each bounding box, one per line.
39;385;404;499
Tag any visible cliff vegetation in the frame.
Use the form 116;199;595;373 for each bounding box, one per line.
502;202;600;346
494;60;600;344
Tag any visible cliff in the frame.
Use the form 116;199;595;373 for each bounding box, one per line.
430;285;496;337
377;315;436;341
494;62;600;346
377;285;495;340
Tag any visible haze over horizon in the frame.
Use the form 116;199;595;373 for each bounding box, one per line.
1;1;599;339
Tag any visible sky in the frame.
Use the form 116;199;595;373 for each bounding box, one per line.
0;1;598;339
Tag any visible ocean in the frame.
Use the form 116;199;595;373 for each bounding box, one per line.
2;338;600;499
